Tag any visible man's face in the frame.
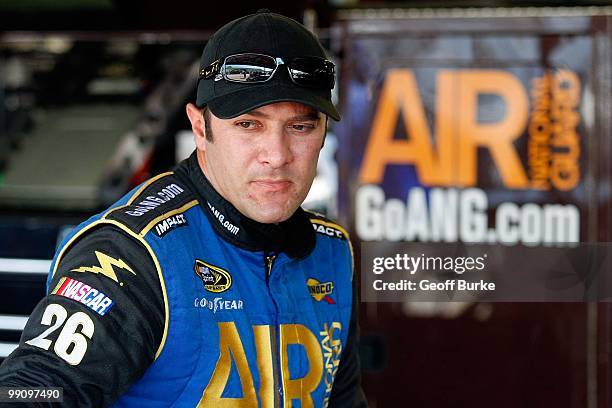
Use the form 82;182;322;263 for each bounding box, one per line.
187;101;326;224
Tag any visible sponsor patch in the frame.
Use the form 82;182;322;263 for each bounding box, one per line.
194;297;244;313
319;321;343;405
125;183;185;217
307;278;335;304
207;202;240;235
311;222;346;240
71;251;135;285
51;277;114;316
194;260;232;293
154;213;188;237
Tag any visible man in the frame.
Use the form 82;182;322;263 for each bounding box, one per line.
0;10;366;407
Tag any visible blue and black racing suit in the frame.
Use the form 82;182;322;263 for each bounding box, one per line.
0;152;366;407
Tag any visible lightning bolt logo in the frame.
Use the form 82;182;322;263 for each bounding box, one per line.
71;251;136;283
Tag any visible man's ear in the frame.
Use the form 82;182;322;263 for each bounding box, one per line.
321;116;328;149
186;103;207;151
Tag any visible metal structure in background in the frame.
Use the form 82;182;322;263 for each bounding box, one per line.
0;32;206;211
335;6;612;407
0;32;205;361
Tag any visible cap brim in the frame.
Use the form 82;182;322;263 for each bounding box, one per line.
203;84;341;121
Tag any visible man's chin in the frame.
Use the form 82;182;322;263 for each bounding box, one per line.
243;204;296;224
249;212;292;224
239;192;304;224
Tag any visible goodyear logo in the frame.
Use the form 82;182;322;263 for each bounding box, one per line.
307;278;335;304
194;260;232;293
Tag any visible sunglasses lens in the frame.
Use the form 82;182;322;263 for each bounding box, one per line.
224;54;277;82
288;57;335;89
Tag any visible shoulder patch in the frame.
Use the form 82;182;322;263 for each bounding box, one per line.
306;211;349;240
51;277;115;316
306;211;355;280
71;250;136;283
312;222;346;240
151;213;189;237
104;172;198;236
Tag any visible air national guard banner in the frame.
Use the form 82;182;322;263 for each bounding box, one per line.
336;13;607;247
335;8;612;407
335;11;612;302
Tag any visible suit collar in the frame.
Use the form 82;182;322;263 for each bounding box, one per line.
174;152;315;258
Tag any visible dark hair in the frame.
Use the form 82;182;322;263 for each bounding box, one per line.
202;107;213;142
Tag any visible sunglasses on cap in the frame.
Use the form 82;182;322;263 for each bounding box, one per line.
199;53;335;89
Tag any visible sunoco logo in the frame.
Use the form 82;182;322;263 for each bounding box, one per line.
194;260;232;293
307;278;335;304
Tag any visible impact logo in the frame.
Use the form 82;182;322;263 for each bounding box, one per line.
154;213;188;237
194;259;232;293
71;251;136;285
307;278;335;304
51;277;114;316
311;221;346;240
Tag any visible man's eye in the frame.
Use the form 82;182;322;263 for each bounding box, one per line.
291;124;314;131
236;121;257;129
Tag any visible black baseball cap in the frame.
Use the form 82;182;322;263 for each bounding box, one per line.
195;10;340;121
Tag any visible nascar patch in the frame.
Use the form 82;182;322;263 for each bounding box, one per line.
51;277;114;316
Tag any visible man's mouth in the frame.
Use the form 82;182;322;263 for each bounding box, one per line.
251;179;292;193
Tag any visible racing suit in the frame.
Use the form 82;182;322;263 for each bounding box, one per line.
0;152;366;407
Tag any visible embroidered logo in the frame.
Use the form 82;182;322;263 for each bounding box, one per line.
71;251;136;285
51;277;114;316
307;278;335;304
311;221;346;240
207;202;240;235
154;213;188;237
194;259;232;293
194;297;244;313
319;322;342;404
125;183;185;217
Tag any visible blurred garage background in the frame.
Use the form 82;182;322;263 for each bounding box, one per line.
1;0;612;407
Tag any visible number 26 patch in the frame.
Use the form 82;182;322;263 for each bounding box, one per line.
25;303;94;366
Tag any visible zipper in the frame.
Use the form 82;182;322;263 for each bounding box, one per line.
264;252;284;408
265;254;276;281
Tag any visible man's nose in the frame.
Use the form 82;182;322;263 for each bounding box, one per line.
258;127;293;168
